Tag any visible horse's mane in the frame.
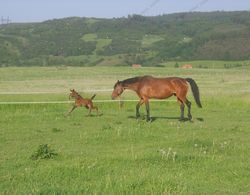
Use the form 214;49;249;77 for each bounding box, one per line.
74;91;83;99
122;77;140;85
121;75;151;86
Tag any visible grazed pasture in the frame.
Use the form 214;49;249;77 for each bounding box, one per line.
0;66;249;194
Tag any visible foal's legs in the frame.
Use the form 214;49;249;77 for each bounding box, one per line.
67;105;77;115
87;104;98;116
93;106;98;115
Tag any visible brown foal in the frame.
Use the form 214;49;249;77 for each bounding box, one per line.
67;89;98;116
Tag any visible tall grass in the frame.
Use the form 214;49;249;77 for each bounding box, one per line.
0;98;249;194
0;66;249;194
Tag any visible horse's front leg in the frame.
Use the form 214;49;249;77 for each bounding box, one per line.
136;99;144;119
67;105;77;115
145;99;151;122
177;99;185;121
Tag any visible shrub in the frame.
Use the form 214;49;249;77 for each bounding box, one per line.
31;144;58;160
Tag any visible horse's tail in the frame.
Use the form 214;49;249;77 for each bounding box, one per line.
91;94;96;100
185;78;202;108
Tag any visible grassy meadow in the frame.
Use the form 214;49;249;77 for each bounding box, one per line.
0;64;250;194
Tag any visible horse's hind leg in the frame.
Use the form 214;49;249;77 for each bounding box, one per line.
87;108;92;116
185;99;192;120
177;98;185;121
93;106;98;116
180;103;185;121
176;88;189;121
136;98;144;118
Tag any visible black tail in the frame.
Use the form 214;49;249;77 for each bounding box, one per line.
91;94;96;100
185;78;202;108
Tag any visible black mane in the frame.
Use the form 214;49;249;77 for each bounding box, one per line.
121;75;153;86
121;76;142;86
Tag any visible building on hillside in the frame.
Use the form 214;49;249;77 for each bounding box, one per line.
181;64;193;69
132;64;142;68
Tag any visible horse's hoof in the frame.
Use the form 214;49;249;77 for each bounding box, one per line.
179;118;185;122
146;118;152;122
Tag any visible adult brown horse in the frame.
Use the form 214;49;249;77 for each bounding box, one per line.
111;76;202;122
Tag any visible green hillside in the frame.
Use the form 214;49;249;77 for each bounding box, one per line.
1;11;250;66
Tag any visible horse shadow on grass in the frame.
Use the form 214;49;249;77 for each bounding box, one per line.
128;115;204;123
87;113;103;117
64;113;103;118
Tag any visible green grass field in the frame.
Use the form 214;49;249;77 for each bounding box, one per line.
0;65;250;194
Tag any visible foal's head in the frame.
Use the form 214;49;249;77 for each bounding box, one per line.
111;81;124;99
69;89;80;99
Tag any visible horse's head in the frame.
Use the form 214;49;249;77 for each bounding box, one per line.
111;80;124;99
69;89;78;99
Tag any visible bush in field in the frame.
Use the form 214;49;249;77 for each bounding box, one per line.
31;144;58;160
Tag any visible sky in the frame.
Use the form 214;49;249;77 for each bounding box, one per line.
1;0;250;23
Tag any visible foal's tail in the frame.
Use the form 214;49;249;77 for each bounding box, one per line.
91;94;96;100
185;78;202;108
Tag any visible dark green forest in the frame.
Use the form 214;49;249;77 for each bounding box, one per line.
1;11;250;66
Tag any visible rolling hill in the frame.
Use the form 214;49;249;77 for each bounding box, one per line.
1;11;250;66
